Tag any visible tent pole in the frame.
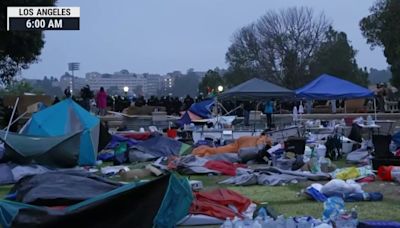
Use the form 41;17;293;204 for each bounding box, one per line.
374;98;377;120
5;97;20;140
2;111;27;131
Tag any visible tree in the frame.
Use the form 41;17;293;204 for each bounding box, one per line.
225;7;330;89
310;27;369;86
0;0;56;85
0;81;35;96
198;69;224;95
171;74;200;97
360;0;400;87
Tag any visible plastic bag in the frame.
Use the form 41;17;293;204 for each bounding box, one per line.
321;179;363;196
322;197;344;222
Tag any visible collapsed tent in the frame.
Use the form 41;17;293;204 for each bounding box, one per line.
0;172;192;228
20;99;103;166
0;130;82;168
189;99;215;118
218;78;294;100
295;74;374;100
177;99;214;126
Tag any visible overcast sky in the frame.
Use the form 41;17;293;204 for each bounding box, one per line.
21;0;387;79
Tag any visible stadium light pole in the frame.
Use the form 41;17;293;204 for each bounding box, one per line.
68;62;80;95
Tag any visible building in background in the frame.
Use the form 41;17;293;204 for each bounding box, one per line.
59;72;87;94
85;70;161;97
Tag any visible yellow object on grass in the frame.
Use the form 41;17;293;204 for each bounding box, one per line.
335;167;361;180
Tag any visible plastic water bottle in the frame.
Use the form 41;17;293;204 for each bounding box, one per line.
297;217;312;228
242;216;253;228
233;218;243;228
286;217;296;228
263;216;275;228
351;207;358;227
222;218;233;228
275;215;285;228
253;218;262;228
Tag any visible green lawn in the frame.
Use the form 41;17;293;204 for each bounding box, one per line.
187;166;400;221
1;160;399;222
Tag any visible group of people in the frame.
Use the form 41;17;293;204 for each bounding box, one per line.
58;85;108;115
56;85;207;116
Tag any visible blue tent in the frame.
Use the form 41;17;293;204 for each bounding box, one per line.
21;99;100;166
296;74;374;100
189;99;215;118
176;99;215;126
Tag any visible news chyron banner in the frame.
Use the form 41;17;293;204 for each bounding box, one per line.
7;7;80;31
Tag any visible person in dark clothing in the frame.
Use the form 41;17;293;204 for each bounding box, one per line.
80;85;94;111
135;96;146;107
183;95;194;110
264;100;273;129
64;87;71;98
52;96;60;105
242;101;251;126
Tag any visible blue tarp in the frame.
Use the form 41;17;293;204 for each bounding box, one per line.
189;99;214;119
176;99;215;126
296;74;374;100
21;99;100;166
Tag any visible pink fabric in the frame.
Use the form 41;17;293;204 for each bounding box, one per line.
96;91;108;109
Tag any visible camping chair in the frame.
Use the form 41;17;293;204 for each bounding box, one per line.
284;137;306;155
372;134;400;170
372;135;392;159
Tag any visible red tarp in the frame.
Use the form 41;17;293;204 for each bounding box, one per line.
190;189;251;219
204;160;246;176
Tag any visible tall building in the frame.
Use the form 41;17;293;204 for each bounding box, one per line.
85;70;161;97
144;73;162;97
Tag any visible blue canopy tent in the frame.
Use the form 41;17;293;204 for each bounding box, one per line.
295;74;376;118
295;74;374;100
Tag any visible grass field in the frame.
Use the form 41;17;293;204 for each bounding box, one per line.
188;164;400;221
0;159;399;222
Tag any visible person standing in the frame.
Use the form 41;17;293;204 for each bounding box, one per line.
242;101;251;126
80;85;94;111
264;100;273;129
96;87;108;116
64;86;71;98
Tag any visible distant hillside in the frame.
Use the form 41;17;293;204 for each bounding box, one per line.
369;68;392;84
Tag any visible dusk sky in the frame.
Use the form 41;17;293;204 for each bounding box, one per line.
21;0;387;79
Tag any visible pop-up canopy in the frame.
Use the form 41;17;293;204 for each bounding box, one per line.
295;74;374;100
218;78;294;100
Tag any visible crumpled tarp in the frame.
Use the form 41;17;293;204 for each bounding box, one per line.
106;134;138;149
346;149;369;164
0;163;51;185
0;173;192;228
130;135;182;158
190;189;251;219
204;160;245;176
11;170;122;206
169;155;221;175
220;168;308;186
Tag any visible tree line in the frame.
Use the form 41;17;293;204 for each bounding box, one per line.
0;1;399;93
